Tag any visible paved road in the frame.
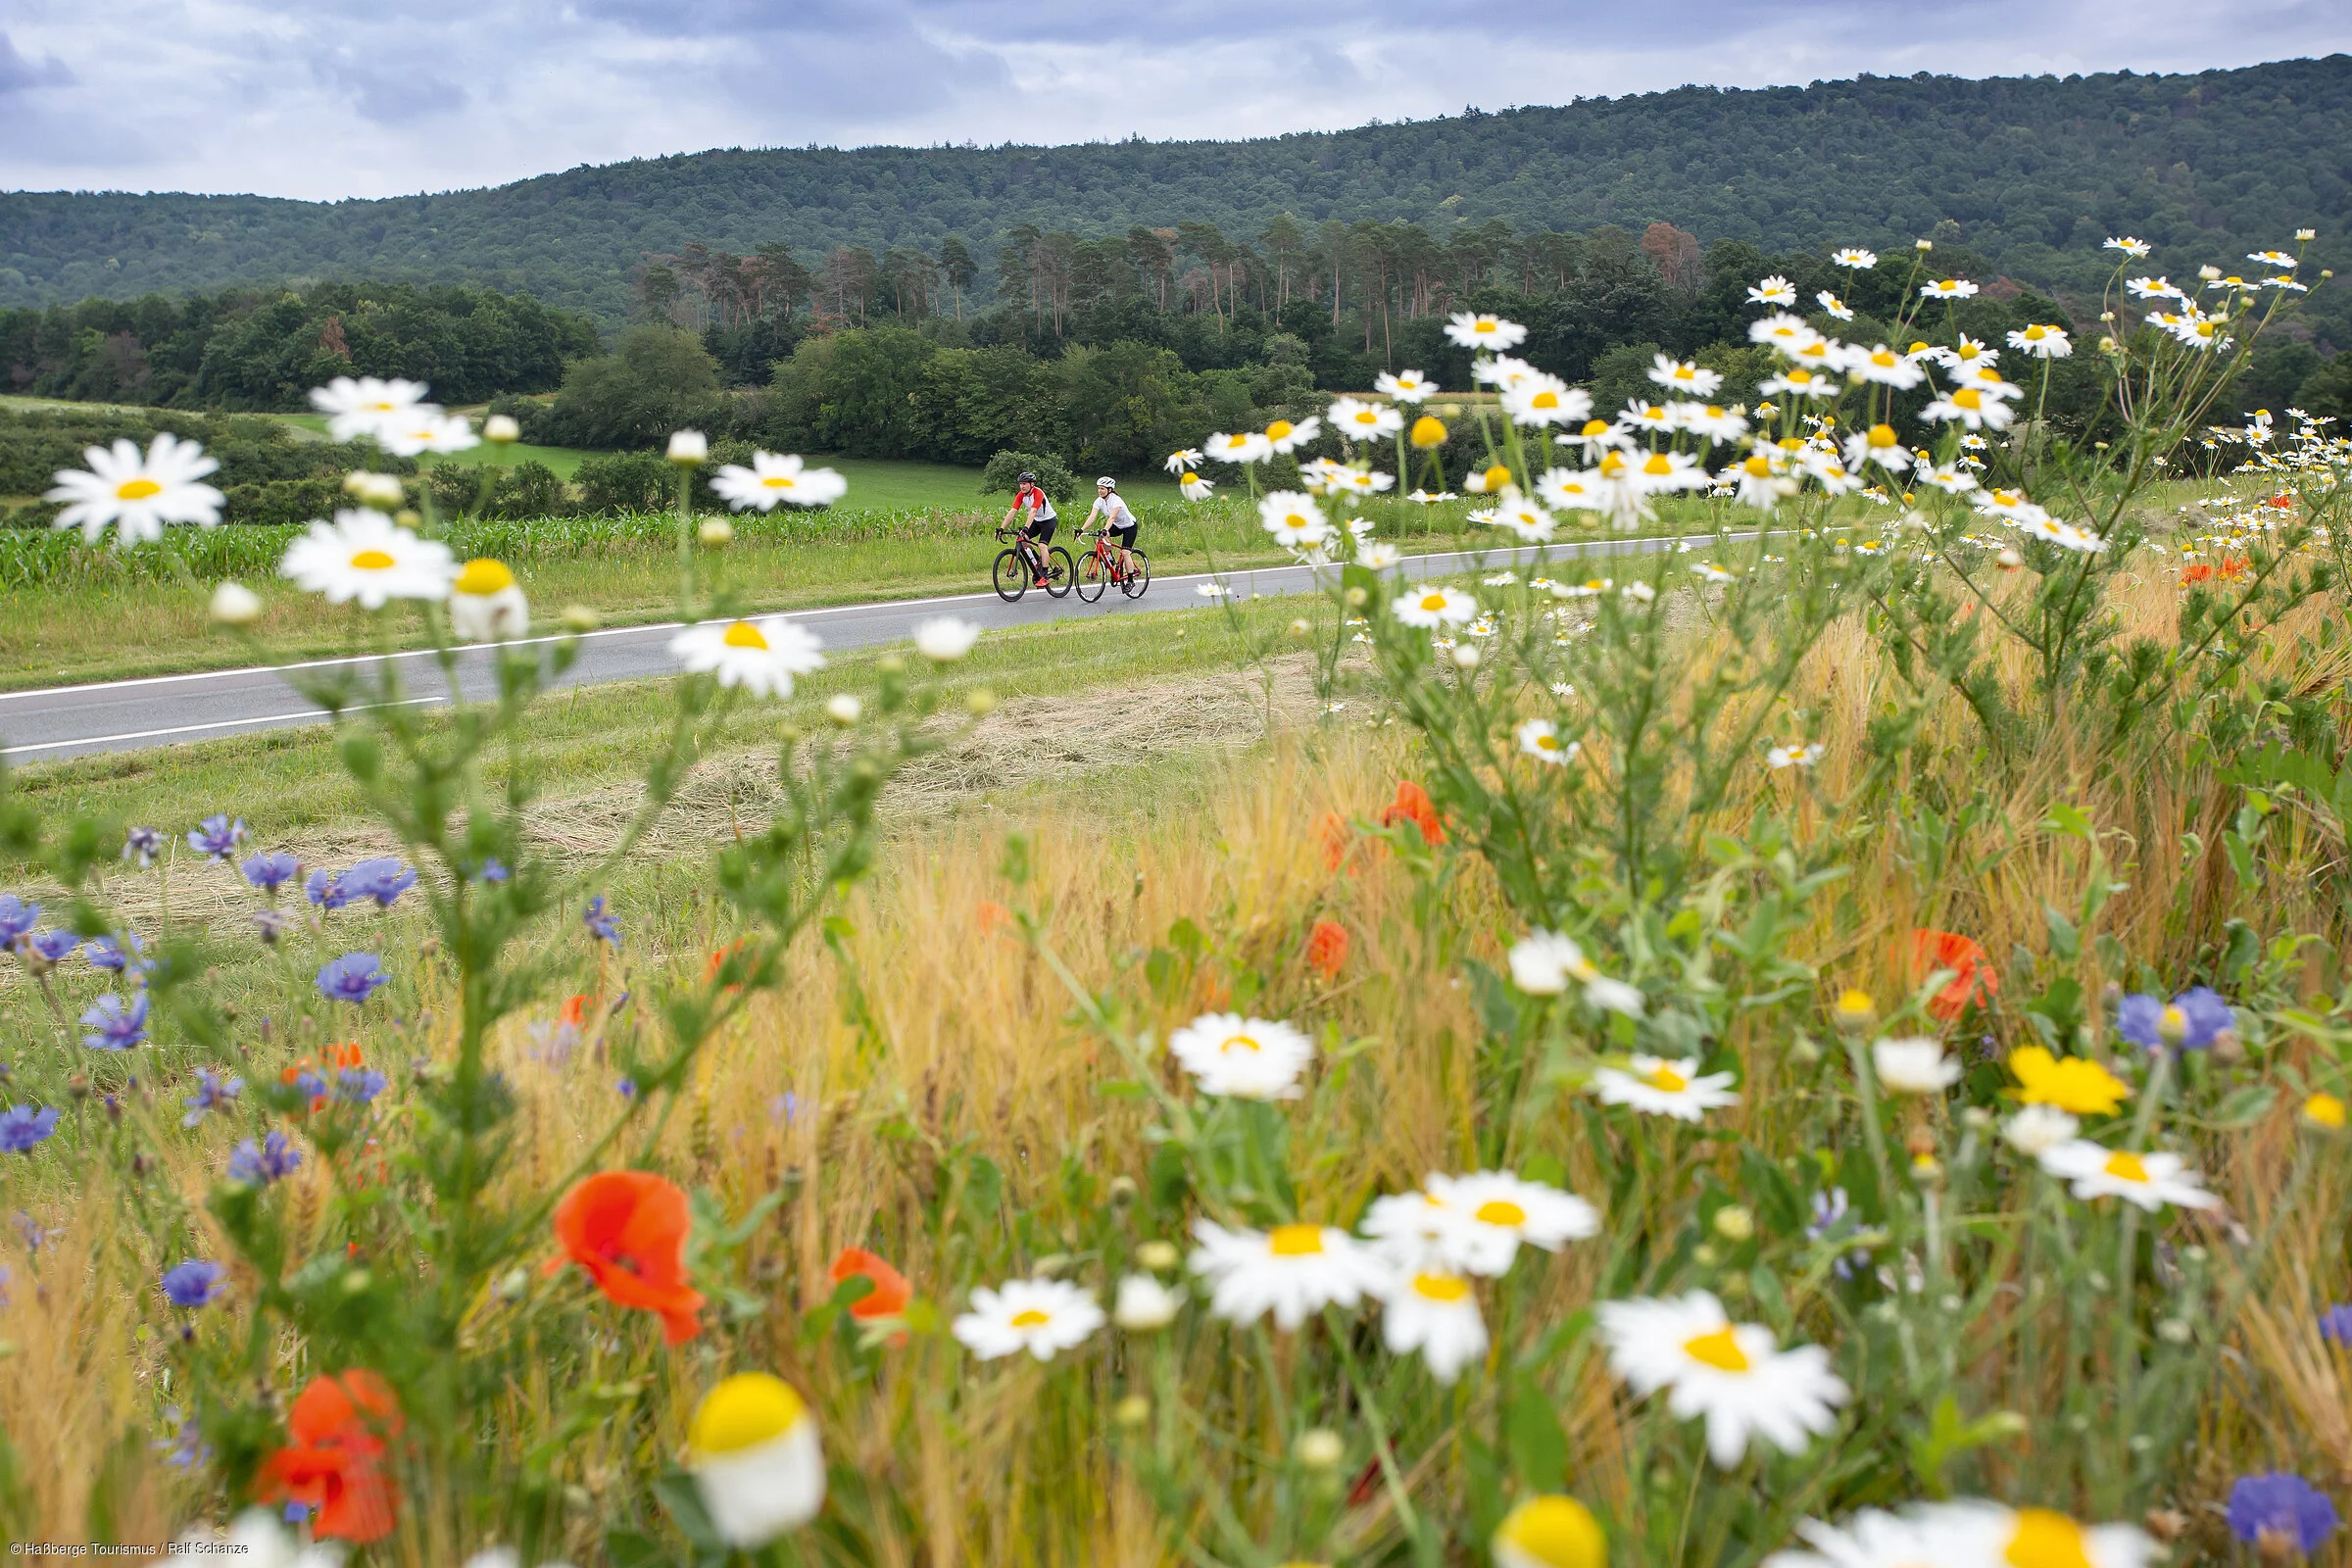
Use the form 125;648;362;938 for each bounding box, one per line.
0;532;1731;763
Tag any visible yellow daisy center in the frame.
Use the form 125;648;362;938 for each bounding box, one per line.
1498;1497;1606;1568
2004;1509;2093;1568
1682;1326;1750;1373
2025;325;2050;340
1868;424;1898;448
761;473;796;488
1598;453;1627;477
115;478;163;501
1266;419;1294;440
690;1372;808;1454
453;558;514;595
1580;419;1608;437
722;620;769;650
1741;456;1771;477
1220;1034;1259;1054
1419;593;1447;612
1532;391;1560;410
350;550;396;570
1474;1199;1528;1227
1181;472;1200;484
2307;1093;2347;1129
1352;411;1378;425
1645;1064;1689;1093
1475;318;1497;331
1009;1308;1052;1328
1642;454;1674;476
1411;1273;1472;1302
2101;1151;2150;1184
1954;389;1984;410
1269;1224;1325;1257
1534;735;1560;754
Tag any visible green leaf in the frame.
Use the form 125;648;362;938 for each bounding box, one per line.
654;1470;724;1551
1505;1378;1569;1491
2040;801;2093;841
2043;904;2080;966
1098;1079;1150;1100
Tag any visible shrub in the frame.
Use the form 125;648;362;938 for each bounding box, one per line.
978;448;1078;501
574;449;674;515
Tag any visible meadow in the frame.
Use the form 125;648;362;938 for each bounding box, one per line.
3;231;2351;1568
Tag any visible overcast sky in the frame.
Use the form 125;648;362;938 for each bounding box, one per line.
5;1;2349;202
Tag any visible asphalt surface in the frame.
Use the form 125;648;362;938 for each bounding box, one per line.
0;532;1736;763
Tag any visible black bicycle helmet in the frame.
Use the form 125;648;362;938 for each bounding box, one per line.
1017;470;1037;485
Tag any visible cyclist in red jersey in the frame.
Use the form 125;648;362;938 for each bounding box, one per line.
1000;470;1058;587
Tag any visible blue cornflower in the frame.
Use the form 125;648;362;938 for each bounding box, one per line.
181;1069;245;1128
583;895;620;944
2229;1472;2340;1555
241;851;299;892
0;894;37;945
227;1130;302;1185
27;929;80;964
2321;1303;2352;1346
187;815;247;860
1807;1186;1870;1279
85;932;149;975
157;1406;212;1470
289;1068;327;1101
122;826;164;867
0;1104;61;1153
770;1092;800;1125
615;1076;637;1099
334;1067;388;1105
305;867;354;910
2116;986;2234;1051
162;1259;227;1307
12;1210;54;1250
339;858;418;908
477;858;510;883
316;952;389;1004
81;991;150;1051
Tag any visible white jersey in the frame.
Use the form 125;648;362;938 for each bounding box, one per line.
1090;494;1137;529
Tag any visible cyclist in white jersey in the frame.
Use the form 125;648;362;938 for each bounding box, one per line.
1083;476;1139;578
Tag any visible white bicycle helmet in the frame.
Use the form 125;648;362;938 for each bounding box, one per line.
1096;476;1117;489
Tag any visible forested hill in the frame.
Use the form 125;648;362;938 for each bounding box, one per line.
5;55;2347;328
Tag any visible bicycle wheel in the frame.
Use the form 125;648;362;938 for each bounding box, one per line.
1077;549;1108;602
1121;549;1151;599
1043;546;1075;599
992;549;1028;602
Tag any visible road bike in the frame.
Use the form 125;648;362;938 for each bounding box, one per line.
1073;528;1152;603
992;524;1073;603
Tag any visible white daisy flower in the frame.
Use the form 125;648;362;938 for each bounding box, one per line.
1494;1497;1608;1568
1619;581;1657;605
1393;585;1478;629
952;1278;1105;1361
1816;290;1854;321
1502;376;1592;429
279;509;458;608
1558;416;1632;463
44;432;224;546
1508;930;1593;996
1515;717;1578;765
1357;541;1402;569
912;616;981;662
1162;448;1202;474
1904;1503;2158;1568
1346;515;1377;537
688;1373;826;1548
1618;400;1678;435
1259;491;1333;552
1951;364;2024;401
1747;275;1799;306
1622;449;1711;494
1204;430;1273;465
2170;315;2230;351
1445;312;1528;351
2003;1105;2082;1158
1760;1508;1961;1568
1379;1270;1488;1384
1873;1037;1962;1094
1843;343;1926;390
2249;249;2298;270
448;558;530;643
1376;369;1438;403
1263;415;1322;454
1680;405;1749;445
1759;368;1838;402
1535;466;1613;515
1596;1291;1849;1468
1842;423;1913;473
1922;464;1981;495
668;616;825;698
2126;275;2183;301
1648;355;1723;396
1831;247;1879;270
1490;489;1557;542
2021;516;2109;554
1921;387;2015;431
1189;1219;1390;1331
1921;278;1981;301
375;410;480;458
1750;313;1825;355
1692;563;1736;584
710;452;848;511
1179;470;1215;501
1167;1011;1315;1101
1585;976;1646;1017
2036;1141;2221;1211
1766;742;1824;769
2105;236;2152;258
309;375;435;443
1328;397;1405;442
1111;1274;1183;1331
2008;324;2073;359
1590;1055;1738;1122
1419;1170;1600;1275
1332;466;1396;496
1473;354;1543;393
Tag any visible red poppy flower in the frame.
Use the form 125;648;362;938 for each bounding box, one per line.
560;994;588;1028
975;900;1011;934
1305;919;1349;980
549;1170;705;1344
828;1247;912;1319
705;939;751;989
1379;781;1446;847
1909;928;1997;1021
256;1369;404;1544
2179;563;2216;588
1315;811;1351;872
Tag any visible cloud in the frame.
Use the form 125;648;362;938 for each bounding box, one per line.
0;0;2346;198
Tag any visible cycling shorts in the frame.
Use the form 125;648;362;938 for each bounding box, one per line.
1106;522;1138;549
1021;515;1057;545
